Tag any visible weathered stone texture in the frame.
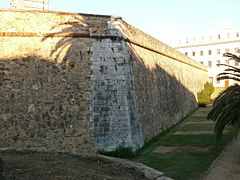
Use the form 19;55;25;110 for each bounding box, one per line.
0;9;111;61
117;21;207;141
130;44;207;141
0;9;208;152
0;9;94;154
0;56;93;153
90;37;144;151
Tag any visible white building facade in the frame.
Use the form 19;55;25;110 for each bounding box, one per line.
175;29;240;87
10;0;49;10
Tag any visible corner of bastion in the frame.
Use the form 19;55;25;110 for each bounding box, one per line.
0;9;207;153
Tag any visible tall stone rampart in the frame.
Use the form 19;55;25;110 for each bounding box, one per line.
116;21;208;141
0;9;208;153
0;9;99;154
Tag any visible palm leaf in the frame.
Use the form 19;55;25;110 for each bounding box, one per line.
223;53;240;62
207;84;240;139
207;53;240;139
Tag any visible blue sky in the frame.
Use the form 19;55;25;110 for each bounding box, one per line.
1;0;240;45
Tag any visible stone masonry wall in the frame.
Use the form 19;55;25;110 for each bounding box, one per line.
89;19;207;149
116;21;208;141
0;9;99;154
0;9;208;152
90;20;144;150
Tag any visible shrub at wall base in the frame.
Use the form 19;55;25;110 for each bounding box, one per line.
197;90;211;107
197;82;214;107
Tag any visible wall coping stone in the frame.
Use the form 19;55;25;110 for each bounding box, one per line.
0;8;116;18
0;9;206;72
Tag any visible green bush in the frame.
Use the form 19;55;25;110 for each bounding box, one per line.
204;82;214;96
98;146;137;158
197;82;214;107
197;90;211;107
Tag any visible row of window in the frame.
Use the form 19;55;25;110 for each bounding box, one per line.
208;77;236;85
200;60;239;68
185;47;240;57
208;77;221;84
181;32;240;44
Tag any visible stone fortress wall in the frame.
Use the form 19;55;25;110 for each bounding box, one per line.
0;9;208;153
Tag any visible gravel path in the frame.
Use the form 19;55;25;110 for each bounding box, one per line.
0;151;150;180
201;138;240;180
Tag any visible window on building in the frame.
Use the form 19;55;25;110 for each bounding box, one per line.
237;32;239;38
186;39;188;43
208;50;212;55
216;78;220;84
192;51;195;56
10;0;49;10
200;61;203;65
235;61;239;66
208;61;212;67
217;49;220;54
218;34;221;39
185;52;188;56
208;77;213;83
235;47;240;53
225;48;230;53
216;60;221;67
200;51;203;56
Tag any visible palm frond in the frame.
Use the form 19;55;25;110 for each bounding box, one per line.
217;63;240;82
207;53;240;139
217;76;240;82
207;85;240;139
223;53;240;62
218;63;240;70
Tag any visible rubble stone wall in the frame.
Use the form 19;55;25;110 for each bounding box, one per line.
0;9;208;152
0;9;98;154
117;21;208;141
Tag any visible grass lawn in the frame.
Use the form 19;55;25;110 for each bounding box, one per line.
131;107;236;180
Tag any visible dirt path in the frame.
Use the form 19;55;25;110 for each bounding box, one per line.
201;138;240;180
0;151;150;180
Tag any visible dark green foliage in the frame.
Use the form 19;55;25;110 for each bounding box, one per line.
208;84;240;139
133;107;236;180
98;146;137;158
197;82;214;107
208;53;240;139
217;53;240;82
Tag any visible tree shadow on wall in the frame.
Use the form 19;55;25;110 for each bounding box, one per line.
128;46;198;141
41;15;90;67
0;13;110;151
0;13;102;152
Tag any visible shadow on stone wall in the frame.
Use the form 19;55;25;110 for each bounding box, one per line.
128;46;197;141
0;13;203;151
41;16;90;65
44;16;199;147
0;54;93;153
0;14;96;153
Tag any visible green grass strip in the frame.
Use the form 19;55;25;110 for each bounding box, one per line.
131;107;236;180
